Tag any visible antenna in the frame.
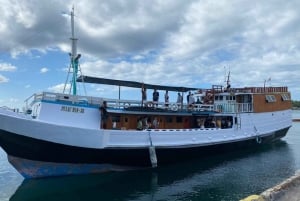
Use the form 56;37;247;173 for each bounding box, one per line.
227;71;231;88
224;66;231;90
264;77;271;92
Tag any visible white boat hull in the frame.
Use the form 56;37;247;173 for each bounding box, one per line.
0;108;292;178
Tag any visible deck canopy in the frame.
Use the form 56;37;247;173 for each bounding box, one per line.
77;75;199;92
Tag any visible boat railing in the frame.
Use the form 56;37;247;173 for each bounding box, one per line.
223;86;288;94
214;103;253;113
27;92;252;113
28;92;104;106
193;104;214;111
104;99;215;112
0;106;19;113
102;98;134;108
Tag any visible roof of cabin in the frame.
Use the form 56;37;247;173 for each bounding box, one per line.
77;75;199;92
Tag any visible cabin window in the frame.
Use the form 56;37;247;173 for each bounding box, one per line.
220;116;233;128
166;117;173;123
124;117;128;122
176;116;183;123
281;94;290;101
111;115;121;122
215;95;223;101
265;95;276;103
242;94;251;103
226;96;230;100
226;96;235;101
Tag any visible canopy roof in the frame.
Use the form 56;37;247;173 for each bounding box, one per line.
77;75;199;92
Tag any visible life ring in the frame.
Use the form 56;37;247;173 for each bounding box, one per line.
147;102;153;107
171;104;178;111
256;136;262;144
123;102;130;108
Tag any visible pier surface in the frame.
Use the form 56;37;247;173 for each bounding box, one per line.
241;171;300;201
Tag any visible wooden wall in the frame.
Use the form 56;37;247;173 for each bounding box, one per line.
253;93;292;113
106;114;191;130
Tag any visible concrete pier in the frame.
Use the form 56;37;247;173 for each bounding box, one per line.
241;171;300;201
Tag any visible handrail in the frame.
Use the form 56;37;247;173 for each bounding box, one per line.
214;103;253;113
0;106;20;113
0;106;13;110
221;86;288;94
24;91;253;113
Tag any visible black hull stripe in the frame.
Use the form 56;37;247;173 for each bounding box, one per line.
0;127;289;166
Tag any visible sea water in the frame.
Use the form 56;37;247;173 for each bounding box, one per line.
1;111;300;201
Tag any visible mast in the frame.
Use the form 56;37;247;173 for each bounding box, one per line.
70;6;81;95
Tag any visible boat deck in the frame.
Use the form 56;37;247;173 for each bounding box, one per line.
26;92;254;114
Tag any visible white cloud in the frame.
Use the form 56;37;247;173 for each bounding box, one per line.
9;98;19;103
0;63;17;71
1;0;300;99
0;74;9;83
48;83;70;93
40;67;49;73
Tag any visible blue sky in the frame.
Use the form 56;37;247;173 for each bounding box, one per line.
0;0;300;109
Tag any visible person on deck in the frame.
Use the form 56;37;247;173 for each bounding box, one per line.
152;117;159;129
177;92;183;109
188;93;195;109
177;93;182;104
142;85;147;106
143;116;150;129
99;101;108;129
153;89;159;107
186;91;192;108
164;90;169;107
137;117;143;130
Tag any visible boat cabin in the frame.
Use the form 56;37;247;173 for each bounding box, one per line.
25;76;291;131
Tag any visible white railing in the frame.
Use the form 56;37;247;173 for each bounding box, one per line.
0;106;15;111
29;92;103;107
27;92;253;113
214;103;253;113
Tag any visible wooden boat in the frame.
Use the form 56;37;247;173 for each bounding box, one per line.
0;9;292;179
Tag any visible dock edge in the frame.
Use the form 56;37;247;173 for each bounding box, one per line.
240;170;300;201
